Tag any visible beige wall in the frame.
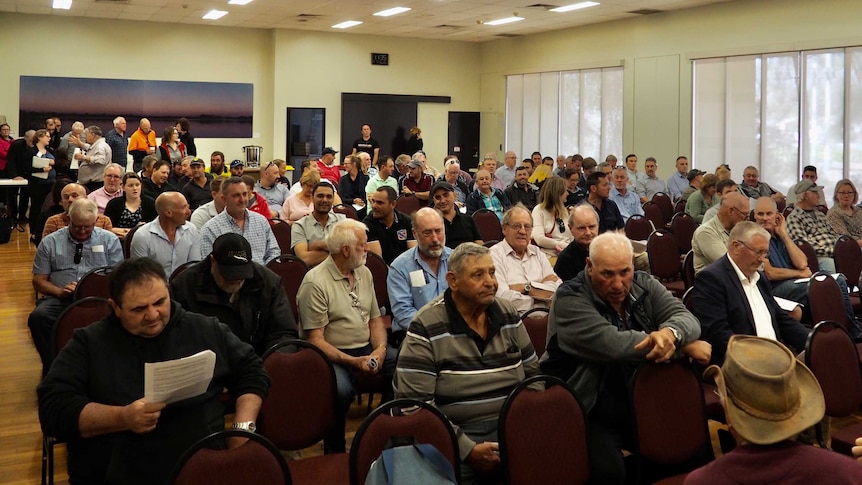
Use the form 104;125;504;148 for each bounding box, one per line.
0;14;480;172
478;0;862;177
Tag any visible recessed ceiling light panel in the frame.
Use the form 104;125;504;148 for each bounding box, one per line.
374;7;411;17
228;0;254;5
485;16;525;26
52;0;72;9
203;10;228;20
332;20;363;29
550;2;600;13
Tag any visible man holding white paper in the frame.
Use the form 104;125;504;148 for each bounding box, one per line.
37;257;270;485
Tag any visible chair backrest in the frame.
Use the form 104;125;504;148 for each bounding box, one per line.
794;239;820;273
834;235;862;289
642;201;665;230
482;240;499;248
520;308;549;358
349;399;460;485
73;265;113;300
776;197;787;214
652;192;674;224
269;218;293;255
170;429;291;485
258;340;338;450
630;360;712;481
472;209;504;242
333;203;359;220
51;297;110;364
682;250;695;290
646;230;681;280
265;255;309;322
169;260;201;284
670;212;697;254
808;272;849;330
815;204;828;215
395;195;423;216
673;198;686;215
805;321;862;417
364;251;391;312
122;224;141;259
682;286;694;312
624;214;654;241
783;205;795;218
499;375;590;485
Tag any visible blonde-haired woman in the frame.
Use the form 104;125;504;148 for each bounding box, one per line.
531;176;573;257
280;170;320;223
827;179;862;239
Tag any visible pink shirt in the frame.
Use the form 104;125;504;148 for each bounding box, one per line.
87;187;124;214
280;193;313;222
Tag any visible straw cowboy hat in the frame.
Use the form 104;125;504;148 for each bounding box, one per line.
704;335;825;445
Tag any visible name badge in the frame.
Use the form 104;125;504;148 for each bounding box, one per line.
409;269;426;287
92;245;105;253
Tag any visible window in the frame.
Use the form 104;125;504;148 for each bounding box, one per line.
506;67;623;162
693;47;862;201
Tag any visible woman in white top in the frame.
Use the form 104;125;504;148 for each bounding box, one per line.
531;176;573;258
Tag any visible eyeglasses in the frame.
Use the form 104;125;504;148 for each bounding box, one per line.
348;291;369;320
730;206;749;218
74;243;83;264
505;223;533;232
837;191;856;196
555;218;566;233
614;165;626;170
736;239;769;259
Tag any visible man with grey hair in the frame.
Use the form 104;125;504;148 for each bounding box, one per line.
298;218;396;453
597;160;613;175
497;151;519;187
74;125;112;193
692;221;810;366
29;198;123;371
104;116;129;166
395;242;540;484
57;121;86;163
740;165;785;202
542;231;708;484
131;192;200;277
388;208;453;347
87;163;124;214
692;192;751;273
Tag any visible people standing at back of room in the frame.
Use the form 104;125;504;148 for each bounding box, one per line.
351;123;380;170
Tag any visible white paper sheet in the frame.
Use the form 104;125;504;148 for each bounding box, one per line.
31;156;49;179
774;295;802;312
70;148;80;170
144;350;216;405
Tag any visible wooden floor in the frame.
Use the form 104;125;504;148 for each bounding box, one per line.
0;223;381;485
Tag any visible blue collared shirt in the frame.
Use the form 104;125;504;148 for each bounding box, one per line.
200;209;280;264
255;181;289;211
609;186;644;222
387;245;452;332
131;218;201;277
33;227;123;287
667;172;689;201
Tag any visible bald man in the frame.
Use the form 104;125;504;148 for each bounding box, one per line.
497;151;519;186
128;118;157;173
42;183;113;240
692;192;751;273
130;192;200;276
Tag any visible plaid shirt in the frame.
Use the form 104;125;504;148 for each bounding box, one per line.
786;205;839;257
104;129;129;166
200;209;280;264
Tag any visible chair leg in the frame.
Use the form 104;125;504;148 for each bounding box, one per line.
41;436;47;485
365;393;375;415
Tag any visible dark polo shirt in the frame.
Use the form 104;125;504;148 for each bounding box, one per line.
363;210;414;264
443;212;482;249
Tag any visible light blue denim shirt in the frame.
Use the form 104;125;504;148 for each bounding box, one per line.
387;245;452;332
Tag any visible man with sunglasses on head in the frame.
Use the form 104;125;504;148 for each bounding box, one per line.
29;198;122;373
489;205;560;315
692;191;750;273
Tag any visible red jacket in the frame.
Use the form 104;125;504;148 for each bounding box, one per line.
316;160;341;185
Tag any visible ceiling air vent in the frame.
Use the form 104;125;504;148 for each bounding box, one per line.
629;9;664;15
525;4;560;8
495;33;522;38
94;0;131;4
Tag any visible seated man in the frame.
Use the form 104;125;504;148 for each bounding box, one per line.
554;204;600;281
609;166;644;223
200;177;280;265
504;165;539;210
431;181;482;249
585;172;624;234
541;231;708;484
692;192;750;273
180;157;214;212
37;257;269;485
786;165;828;206
490;205;561;315
680;169;705;203
740;165;785;202
130;192;200;277
43;182;113;240
692;222;810;366
297;219;397;453
686;335;861;484
635;157;667;203
395;243;540;484
786;180;858;272
171;233;298;355
388;208;452;347
190;178;224;230
30;198;123;371
398;159;434;201
363;186;416;264
754;196;858;334
466;169;512;220
291;182;346;266
86;163;124;214
702;179;739;223
255;160;288;216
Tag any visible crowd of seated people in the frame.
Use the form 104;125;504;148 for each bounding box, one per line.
10;115;862;483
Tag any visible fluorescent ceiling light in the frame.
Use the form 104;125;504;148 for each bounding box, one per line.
374;7;411;17
228;0;254;4
52;0;72;9
202;10;228;20
550;2;600;13
485;16;524;26
332;20;363;29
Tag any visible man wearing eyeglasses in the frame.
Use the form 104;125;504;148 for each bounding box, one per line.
692;222;809;366
489;205;560;315
87;163;125;214
29;198;123;372
298;219;396;453
555;204;600;281
692;192;750;273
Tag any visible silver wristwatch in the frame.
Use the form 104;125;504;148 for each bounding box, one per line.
231;421;257;433
523;283;532;295
667;327;681;344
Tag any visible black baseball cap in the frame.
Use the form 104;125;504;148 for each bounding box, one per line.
211;233;254;280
